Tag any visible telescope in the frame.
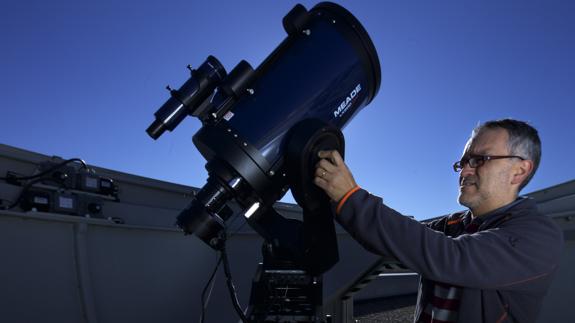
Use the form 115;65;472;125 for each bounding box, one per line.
147;2;380;321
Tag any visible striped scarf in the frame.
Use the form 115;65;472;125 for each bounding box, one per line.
418;220;481;322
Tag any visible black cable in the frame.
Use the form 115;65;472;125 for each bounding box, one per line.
221;235;250;323
199;255;223;323
0;158;88;182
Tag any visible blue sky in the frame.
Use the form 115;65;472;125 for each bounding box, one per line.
1;0;574;220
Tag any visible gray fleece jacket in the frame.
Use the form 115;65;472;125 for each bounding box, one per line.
336;189;564;322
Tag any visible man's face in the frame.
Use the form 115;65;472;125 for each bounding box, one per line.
457;128;517;215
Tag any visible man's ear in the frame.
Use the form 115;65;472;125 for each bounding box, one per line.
511;159;534;186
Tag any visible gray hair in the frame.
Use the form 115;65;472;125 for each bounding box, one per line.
473;119;541;191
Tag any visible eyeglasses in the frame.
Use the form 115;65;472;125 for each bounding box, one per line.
453;155;525;172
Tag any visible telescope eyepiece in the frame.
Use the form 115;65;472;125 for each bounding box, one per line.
176;176;235;248
146;119;166;140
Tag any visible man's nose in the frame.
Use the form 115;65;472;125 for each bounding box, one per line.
459;163;475;177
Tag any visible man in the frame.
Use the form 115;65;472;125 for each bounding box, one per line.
314;119;563;322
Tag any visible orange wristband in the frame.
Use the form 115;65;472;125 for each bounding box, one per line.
336;186;361;215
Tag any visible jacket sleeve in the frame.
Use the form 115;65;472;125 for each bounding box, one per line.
336;189;564;291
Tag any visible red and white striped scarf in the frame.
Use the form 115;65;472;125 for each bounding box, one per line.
419;220;481;323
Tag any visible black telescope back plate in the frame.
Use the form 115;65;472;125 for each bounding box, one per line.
285;118;344;212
